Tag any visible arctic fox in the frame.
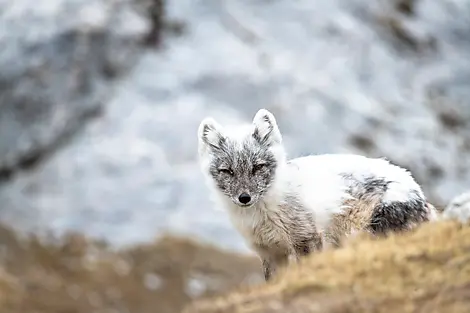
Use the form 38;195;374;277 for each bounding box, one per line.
197;109;437;281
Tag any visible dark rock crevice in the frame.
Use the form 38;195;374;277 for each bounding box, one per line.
0;0;178;180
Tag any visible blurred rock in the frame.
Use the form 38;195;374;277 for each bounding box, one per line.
0;0;150;178
0;0;469;253
442;191;470;223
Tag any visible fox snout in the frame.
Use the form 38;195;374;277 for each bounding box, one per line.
238;193;252;205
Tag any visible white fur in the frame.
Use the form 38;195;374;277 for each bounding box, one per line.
281;157;353;232
291;154;424;205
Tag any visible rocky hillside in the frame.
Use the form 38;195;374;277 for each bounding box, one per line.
0;0;146;176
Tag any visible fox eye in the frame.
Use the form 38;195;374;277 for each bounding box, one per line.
218;168;234;176
252;163;267;173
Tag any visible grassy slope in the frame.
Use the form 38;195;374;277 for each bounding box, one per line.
0;226;261;313
185;219;470;313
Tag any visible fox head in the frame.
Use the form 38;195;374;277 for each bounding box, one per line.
197;109;286;207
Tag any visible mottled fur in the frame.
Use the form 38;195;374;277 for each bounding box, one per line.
197;109;437;281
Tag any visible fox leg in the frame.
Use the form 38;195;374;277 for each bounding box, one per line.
254;245;289;282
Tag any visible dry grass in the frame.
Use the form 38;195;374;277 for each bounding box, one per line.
0;225;261;313
184;219;470;313
2;218;468;313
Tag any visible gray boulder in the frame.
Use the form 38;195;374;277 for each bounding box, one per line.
443;191;470;223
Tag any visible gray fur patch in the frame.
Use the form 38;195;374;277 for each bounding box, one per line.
207;137;277;204
339;172;429;234
340;173;391;198
369;191;429;234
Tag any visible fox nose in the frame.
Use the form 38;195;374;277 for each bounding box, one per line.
238;193;251;204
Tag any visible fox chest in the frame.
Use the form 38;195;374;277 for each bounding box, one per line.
230;209;293;249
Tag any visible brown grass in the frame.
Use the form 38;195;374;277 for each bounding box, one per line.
2;218;468;313
184;219;470;313
0;225;261;313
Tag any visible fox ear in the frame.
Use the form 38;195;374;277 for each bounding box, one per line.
198;117;226;153
252;109;282;146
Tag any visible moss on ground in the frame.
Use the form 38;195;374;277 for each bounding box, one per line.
185;219;470;313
